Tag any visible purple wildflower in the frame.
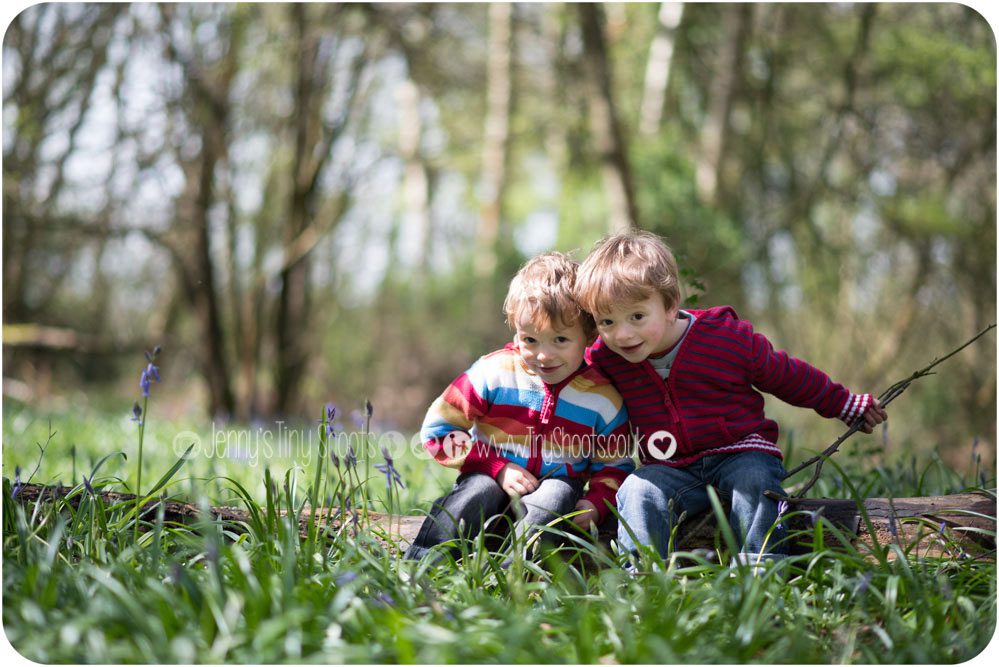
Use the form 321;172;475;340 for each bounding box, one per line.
139;362;160;397
336;571;359;586
372;592;395;608
938;521;948;537
888;508;898;538
325;403;337;439
854;571;872;596
131;402;143;425
138;347;162;397
11;466;22;499
365;400;373;419
776;499;789;519
83;474;95;496
375;444;405;490
345;445;357;470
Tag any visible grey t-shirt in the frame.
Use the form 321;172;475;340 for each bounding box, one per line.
648;310;696;379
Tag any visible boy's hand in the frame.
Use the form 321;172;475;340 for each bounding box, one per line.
497;463;539;497
571;499;600;528
859;397;888;433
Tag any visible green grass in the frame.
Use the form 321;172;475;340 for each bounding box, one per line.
2;400;996;663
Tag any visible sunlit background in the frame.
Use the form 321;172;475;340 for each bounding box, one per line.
3;3;995;487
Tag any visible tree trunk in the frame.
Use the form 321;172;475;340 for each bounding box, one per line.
638;3;684;137
15;485;995;561
276;4;322;416
577;3;639;232
396;79;432;276
695;3;751;205
475;2;514;281
193;126;237;420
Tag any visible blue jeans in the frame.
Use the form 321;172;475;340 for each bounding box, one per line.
404;472;584;562
616;451;788;563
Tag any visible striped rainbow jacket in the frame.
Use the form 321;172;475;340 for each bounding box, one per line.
421;344;635;520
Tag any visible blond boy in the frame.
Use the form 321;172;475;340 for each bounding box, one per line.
575;231;886;564
404;252;634;562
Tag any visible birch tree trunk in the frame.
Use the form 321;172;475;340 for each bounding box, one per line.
638;3;684;137
475;2;514;280
396;79;432;276
577;2;639;232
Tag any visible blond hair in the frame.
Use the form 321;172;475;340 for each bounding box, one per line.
503;252;596;340
575;230;682;316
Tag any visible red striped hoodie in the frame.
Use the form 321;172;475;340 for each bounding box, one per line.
587;306;872;467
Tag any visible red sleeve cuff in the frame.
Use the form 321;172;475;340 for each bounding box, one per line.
583;468;629;523
838;393;872;426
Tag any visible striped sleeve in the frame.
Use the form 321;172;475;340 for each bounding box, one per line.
747;324;866;423
420;359;492;469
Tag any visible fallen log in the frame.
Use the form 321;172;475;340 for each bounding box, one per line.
9;483;995;560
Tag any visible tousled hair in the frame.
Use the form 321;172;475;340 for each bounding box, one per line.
575;230;682;316
503;252;597;340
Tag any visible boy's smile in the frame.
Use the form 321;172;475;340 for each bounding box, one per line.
594;295;687;363
514;318;590;385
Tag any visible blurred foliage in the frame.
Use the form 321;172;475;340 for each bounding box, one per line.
1;2;995;464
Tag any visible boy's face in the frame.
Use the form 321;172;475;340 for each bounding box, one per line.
593;295;679;363
514;317;590;385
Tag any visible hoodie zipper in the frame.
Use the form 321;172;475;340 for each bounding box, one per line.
526;364;586;477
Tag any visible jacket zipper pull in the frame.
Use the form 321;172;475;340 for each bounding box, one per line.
540;394;552;425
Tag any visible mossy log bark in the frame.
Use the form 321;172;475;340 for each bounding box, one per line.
12;484;995;561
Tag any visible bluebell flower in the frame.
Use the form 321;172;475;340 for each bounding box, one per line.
83;474;95;496
365;400;373;419
11;466;22;499
138;347;162;397
345;445;357;470
375;444;405;490
887;508;898;538
131;402;143;425
372;592;395;608
325;403;337;439
938;521;948;537
336;571;359;586
776;499;789;519
139;362;160;397
854;571;872;596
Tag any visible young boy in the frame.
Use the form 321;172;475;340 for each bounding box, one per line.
404;252;635;562
574;230;887;565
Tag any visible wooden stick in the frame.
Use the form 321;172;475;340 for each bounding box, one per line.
785;324;996;497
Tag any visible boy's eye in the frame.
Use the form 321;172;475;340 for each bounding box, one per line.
598;319;613;327
554;336;569;344
521;336;537;344
632;313;644;321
